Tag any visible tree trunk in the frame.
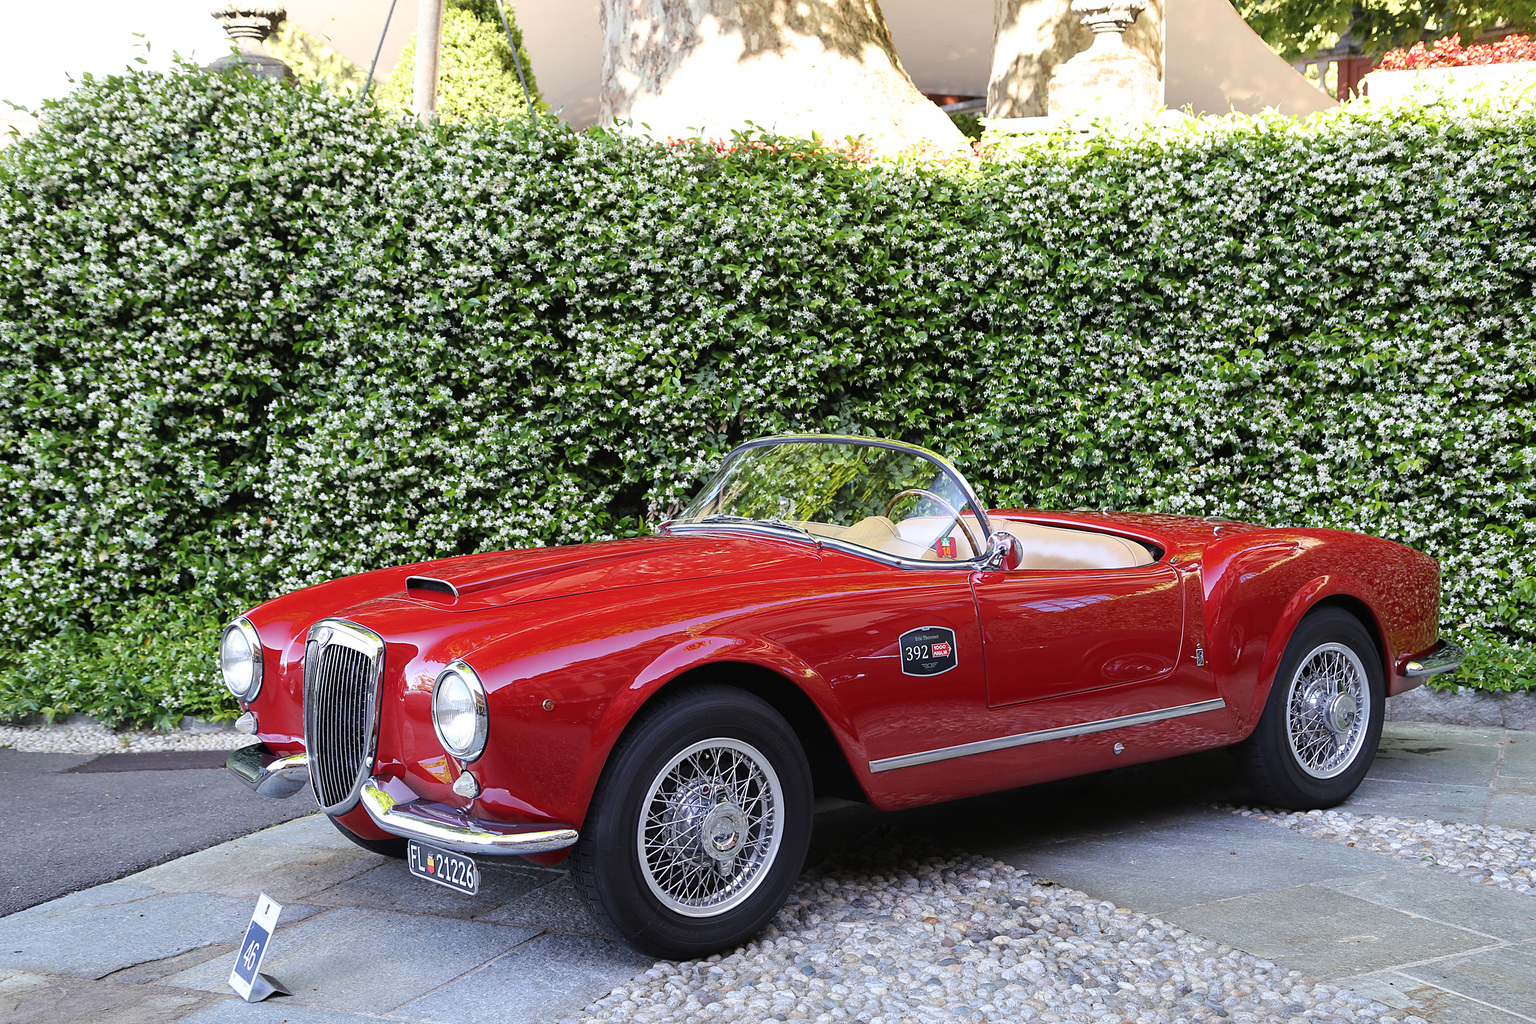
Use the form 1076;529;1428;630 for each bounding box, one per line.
600;0;967;154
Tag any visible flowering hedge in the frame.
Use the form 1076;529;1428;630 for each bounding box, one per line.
2;66;1534;725
1378;33;1536;70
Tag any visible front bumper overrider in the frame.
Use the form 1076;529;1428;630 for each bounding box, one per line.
1401;637;1467;679
226;743;579;855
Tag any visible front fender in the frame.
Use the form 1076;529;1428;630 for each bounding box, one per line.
459;625;852;843
583;633;858;811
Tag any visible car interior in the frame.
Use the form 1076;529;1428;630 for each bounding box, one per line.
798;515;1157;569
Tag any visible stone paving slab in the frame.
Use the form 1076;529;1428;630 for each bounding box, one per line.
1164;882;1498;978
399;933;653;1024
1373;728;1503;788
1502;737;1536;779
163;908;541;1015
232;813;366;852
0;968;211;1024
1396;940;1536;1020
170;1001;389;1024
983;814;1400;914
1343;776;1495;821
129;835;380;903
0;887;321;980
308;858;561;921
1328;868;1536;943
1487;791;1536;829
1349;972;1531;1024
474;873;612;937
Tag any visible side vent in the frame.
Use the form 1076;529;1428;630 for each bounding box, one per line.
406;575;459;597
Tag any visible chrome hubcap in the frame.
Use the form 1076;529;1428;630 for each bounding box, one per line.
1326;692;1358;734
1285;642;1371;780
637;739;784;917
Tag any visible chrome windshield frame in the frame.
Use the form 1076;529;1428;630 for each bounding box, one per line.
665;434;996;571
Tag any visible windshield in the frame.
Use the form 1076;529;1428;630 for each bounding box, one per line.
673;438;989;563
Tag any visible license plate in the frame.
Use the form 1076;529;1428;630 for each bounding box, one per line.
407;841;479;896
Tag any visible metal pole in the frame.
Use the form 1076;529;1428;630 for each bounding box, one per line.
358;0;400;105
492;0;536;121
413;0;445;123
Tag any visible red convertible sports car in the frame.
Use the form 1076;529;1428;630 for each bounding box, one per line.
225;434;1462;957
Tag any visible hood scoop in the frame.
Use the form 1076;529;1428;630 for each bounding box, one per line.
395;535;821;612
405;575;459;597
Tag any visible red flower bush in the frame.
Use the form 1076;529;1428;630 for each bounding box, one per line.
1378;33;1536;70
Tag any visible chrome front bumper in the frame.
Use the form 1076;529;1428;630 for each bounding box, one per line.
227;743;311;799
227;743;578;856
1403;637;1467;679
359;779;579;856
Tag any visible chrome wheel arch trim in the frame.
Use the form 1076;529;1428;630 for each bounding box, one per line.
867;698;1228;774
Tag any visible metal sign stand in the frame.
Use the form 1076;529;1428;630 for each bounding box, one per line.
229;893;290;1003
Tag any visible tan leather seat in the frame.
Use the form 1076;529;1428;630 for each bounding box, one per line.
991;519;1155;570
816;515;1153;570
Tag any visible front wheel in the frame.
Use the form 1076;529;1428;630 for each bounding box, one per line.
1237;607;1385;809
572;685;813;958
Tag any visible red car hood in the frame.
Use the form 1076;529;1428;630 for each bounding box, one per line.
394;532;824;612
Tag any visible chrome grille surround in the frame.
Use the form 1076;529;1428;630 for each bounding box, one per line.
302;618;386;815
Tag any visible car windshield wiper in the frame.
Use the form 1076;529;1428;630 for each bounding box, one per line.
757;516;816;543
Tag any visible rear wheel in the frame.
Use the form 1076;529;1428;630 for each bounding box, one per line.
1237;607;1384;809
572;685;813;959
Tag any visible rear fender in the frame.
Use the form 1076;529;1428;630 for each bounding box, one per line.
1240;573;1388;734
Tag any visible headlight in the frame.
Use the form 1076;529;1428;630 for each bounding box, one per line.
432;661;488;763
220;617;264;700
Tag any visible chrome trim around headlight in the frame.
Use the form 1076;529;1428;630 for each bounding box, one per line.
431;660;489;763
359;779;577;855
227;743;310;799
220;617;264;701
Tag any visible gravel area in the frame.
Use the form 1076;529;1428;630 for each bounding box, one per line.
0;720;248;754
570;845;1421;1024
1233;806;1536;897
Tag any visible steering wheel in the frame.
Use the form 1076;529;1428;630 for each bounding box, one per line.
883;489;982;558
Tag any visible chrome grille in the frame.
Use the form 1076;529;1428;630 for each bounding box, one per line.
302;620;385;815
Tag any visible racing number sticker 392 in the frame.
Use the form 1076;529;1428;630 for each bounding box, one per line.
899;626;958;676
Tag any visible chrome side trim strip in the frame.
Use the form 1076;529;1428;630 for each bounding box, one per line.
867;698;1229;774
359;779;579;855
227;743;310;799
1404;638;1466;678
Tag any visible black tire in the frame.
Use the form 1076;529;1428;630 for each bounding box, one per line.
327;814;408;858
571;684;814;959
1237;607;1385;809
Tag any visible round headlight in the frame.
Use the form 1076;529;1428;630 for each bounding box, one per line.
220;618;264;700
432;662;488;763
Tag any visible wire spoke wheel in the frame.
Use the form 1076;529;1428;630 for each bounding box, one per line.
1284;642;1371;780
637;738;785;917
1237;608;1385;810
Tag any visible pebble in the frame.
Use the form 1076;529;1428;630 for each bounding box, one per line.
1234;806;1536;897
0;720;249;754
566;844;1428;1024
